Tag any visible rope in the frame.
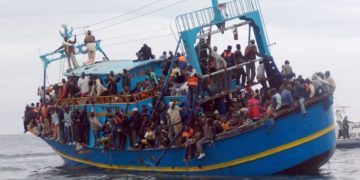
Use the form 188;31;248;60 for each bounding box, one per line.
101;27;169;41
102;33;173;47
92;0;187;32
74;0;165;29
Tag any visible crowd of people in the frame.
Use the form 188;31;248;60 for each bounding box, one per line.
24;40;336;161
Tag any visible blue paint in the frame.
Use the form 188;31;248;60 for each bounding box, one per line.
44;99;336;176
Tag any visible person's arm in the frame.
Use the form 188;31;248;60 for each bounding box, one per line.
54;45;64;53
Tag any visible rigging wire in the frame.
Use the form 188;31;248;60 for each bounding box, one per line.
101;27;169;41
92;0;187;32
103;33;173;47
74;0;165;29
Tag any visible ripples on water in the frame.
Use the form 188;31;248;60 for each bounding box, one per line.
0;135;359;179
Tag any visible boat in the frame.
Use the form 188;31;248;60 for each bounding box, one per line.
335;106;360;149
28;0;336;176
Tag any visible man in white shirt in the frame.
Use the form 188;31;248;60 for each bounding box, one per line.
325;71;336;95
77;72;90;97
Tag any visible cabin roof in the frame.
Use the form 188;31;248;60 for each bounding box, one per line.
64;59;163;77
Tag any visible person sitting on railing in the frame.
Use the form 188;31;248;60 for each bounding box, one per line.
257;60;268;90
281;60;295;80
83;30;96;65
305;79;315;99
137;43;153;60
77;72;90;97
196;117;215;159
267;88;282;116
280;84;294;109
106;71;119;95
245;39;262;84
226;105;242;127
325;71;336;95
294;76;308;117
234;44;247;87
54;35;78;70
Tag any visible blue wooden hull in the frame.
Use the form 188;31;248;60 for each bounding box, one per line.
43;98;335;176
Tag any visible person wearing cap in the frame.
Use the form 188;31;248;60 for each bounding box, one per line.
84;30;96;65
245;39;262;84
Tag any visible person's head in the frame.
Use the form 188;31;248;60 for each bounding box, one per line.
87;30;92;35
162;51;166;55
81;72;85;78
213;46;218;52
141;105;147;112
169;101;175;109
250;39;255;45
236;44;241;50
143;43;147;47
285;60;290;65
325;71;331;78
227;45;232;51
169;51;173;55
305;78;311;84
61;78;66;84
90;112;96;118
110;71;114;77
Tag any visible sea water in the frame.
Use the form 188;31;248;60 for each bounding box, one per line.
0;135;359;180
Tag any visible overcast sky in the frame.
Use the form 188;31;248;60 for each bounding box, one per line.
0;0;359;134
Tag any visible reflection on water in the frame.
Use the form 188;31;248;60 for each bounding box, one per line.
0;135;359;180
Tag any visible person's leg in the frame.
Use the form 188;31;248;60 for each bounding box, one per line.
70;53;78;69
67;56;73;70
299;98;306;115
240;67;247;87
246;65;251;84
250;62;256;83
196;137;206;154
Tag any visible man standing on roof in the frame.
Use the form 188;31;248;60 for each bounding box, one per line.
234;44;247;87
55;35;78;70
78;72;90;97
245;39;262;84
84;30;96;65
137;44;153;60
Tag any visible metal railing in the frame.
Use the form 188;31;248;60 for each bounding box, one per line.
175;0;260;32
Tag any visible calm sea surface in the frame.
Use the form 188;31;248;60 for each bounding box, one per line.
0;135;359;180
